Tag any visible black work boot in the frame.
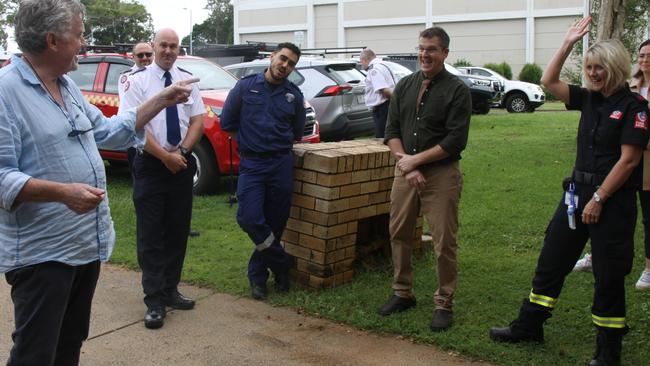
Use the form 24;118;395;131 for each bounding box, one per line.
489;299;551;343
587;326;627;366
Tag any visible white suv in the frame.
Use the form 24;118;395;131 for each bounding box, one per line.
459;66;545;113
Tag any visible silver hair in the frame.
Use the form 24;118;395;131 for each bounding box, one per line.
360;49;376;60
15;0;85;54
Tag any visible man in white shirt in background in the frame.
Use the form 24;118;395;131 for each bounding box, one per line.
360;48;395;138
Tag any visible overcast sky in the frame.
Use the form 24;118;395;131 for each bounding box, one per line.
3;0;211;53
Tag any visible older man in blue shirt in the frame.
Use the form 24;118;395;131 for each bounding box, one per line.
0;1;196;365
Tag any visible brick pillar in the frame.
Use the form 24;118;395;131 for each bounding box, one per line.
284;139;423;289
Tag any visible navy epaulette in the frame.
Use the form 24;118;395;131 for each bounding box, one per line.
129;67;147;76
178;67;193;75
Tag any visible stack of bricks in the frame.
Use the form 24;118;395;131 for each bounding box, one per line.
283;139;423;289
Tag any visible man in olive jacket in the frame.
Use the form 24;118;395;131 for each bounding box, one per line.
379;26;471;332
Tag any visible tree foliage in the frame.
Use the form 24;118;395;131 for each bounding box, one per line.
518;63;543;84
0;0;18;51
566;0;650;79
82;0;154;45
453;58;472;67
484;62;513;80
182;0;233;46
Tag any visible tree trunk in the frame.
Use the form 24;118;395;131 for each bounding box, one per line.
596;0;628;41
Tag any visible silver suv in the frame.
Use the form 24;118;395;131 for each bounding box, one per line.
225;57;373;141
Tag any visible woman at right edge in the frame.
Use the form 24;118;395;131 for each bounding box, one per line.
489;17;649;366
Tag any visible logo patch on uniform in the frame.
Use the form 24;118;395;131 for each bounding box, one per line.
635;111;648;130
120;75;127;84
123;80;130;92
634;112;648;130
285;93;295;103
609;110;623;120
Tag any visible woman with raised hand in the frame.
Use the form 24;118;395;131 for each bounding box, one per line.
489;17;649;366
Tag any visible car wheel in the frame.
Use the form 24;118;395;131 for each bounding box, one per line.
506;93;530;113
191;141;219;195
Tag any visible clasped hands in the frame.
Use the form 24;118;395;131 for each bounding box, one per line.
395;152;426;189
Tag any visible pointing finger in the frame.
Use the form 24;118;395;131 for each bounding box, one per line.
178;77;200;86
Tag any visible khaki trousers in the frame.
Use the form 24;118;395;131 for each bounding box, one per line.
389;161;463;311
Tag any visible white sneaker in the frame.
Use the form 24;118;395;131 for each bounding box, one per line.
635;270;650;291
573;253;592;272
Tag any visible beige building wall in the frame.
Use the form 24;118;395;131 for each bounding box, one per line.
535;0;583;10
445;19;526;72
233;0;586;77
240;31;300;44
346;25;423;54
344;0;424;21
315;4;338;49
432;0;526;15
238;6;307;28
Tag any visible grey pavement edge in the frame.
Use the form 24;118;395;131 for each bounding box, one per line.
1;264;493;366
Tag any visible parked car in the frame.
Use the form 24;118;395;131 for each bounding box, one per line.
458;66;545;113
225;57;373;141
382;56;501;115
67;53;320;194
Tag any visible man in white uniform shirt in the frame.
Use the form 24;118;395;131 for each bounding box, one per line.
360;48;395;138
118;28;205;330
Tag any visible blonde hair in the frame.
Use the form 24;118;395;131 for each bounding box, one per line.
583;39;630;96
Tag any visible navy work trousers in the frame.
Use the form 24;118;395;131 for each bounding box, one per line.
372;100;389;138
530;183;636;320
236;153;294;286
132;152;195;308
5;260;100;366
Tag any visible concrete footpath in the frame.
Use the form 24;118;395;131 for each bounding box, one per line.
1;264;493;366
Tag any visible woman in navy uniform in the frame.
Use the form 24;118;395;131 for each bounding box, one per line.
489;17;649;366
220;43;305;300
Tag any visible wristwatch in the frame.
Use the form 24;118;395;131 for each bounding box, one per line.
179;147;191;157
592;192;603;204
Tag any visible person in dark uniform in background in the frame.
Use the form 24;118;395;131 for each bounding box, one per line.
220;42;306;300
489;17;649;366
118;28;205;329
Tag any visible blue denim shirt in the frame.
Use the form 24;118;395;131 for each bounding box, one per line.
0;56;142;273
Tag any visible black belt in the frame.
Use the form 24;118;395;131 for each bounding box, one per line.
239;150;290;158
572;170;606;186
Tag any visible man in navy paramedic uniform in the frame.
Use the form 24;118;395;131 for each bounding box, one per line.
220;42;305;300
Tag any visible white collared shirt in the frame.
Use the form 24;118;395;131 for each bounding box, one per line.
364;58;395;107
118;62;205;151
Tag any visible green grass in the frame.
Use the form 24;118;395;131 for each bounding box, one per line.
105;110;650;366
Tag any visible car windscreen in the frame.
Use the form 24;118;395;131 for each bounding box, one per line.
175;58;238;91
69;62;99;91
381;61;412;82
324;64;365;85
